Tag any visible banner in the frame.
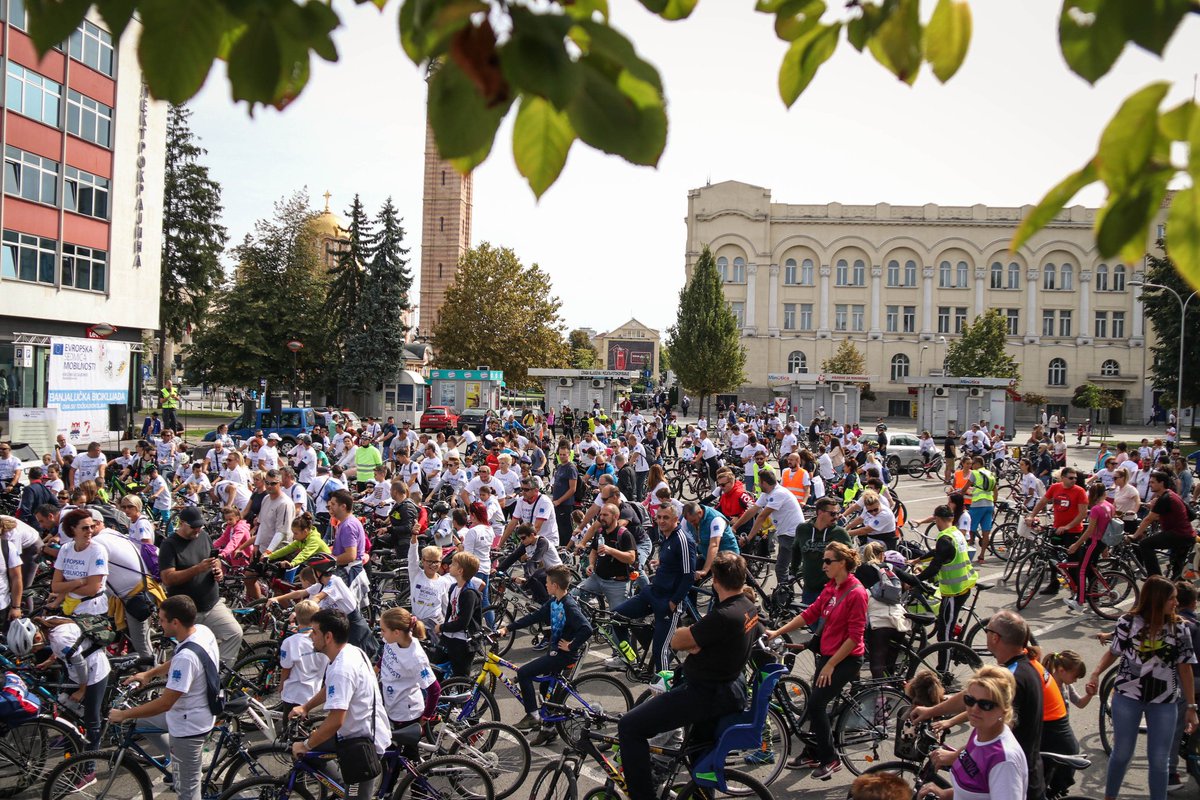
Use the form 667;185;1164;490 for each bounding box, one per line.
8;408;57;455
47;337;130;442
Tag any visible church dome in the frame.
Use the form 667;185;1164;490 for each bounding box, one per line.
309;191;350;240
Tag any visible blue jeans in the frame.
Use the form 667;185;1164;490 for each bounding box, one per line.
1107;691;1178;800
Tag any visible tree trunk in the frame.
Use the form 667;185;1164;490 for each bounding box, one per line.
156;334;167;403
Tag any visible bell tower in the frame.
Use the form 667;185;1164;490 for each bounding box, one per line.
417;106;473;339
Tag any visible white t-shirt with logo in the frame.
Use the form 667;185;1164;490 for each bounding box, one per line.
0;456;22;483
755;486;805;540
279;630;328;705
514;492;558;545
307;575;357;615
95;529;150;598
71;453;107;487
324;645;392;754
166;625;221;737
380;639;436;723
53;540;110;614
47;618;112;687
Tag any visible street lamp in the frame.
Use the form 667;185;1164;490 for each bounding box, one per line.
1131;279;1197;427
919;345;930;376
286;339;304;406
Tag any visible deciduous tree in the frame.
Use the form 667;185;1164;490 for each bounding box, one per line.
567;329;599;369
1141;247;1200;410
943;309;1019;383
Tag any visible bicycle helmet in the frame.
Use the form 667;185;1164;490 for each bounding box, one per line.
432;501;450;516
303;553;338;578
7;618;36;657
883;550;907;571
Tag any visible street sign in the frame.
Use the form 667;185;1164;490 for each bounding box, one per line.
259;378;267;387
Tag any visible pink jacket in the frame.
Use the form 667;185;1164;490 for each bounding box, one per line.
215;520;253;567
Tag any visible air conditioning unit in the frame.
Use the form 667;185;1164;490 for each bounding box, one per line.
558;378;574;387
477;365;491;371
591;379;605;389
968;388;983;398
933;387;949;398
829;382;843;392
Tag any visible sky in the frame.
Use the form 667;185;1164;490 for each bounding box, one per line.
186;0;1200;334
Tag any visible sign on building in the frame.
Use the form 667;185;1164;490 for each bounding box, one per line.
46;337;130;442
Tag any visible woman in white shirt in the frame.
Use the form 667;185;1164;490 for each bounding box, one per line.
1111;469;1142;534
51;509;110;616
1016;458;1044;511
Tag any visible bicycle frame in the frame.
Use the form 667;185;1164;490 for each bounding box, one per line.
457;652;595;725
279;746;434;800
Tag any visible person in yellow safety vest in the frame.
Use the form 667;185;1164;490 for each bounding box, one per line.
966;455;997;564
160;379;180;434
665;418;680;458
840;460;862;505
780;452;811;506
749;450;774;494
353;435;384;492
912;503;978;648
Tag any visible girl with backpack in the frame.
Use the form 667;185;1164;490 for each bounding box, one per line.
856;543;912;679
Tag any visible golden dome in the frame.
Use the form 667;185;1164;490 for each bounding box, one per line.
309;190;350;240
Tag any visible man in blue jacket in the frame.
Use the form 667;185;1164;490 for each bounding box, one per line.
499;564;593;731
612;503;696;673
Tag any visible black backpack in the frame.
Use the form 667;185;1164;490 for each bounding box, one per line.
621;500;650;538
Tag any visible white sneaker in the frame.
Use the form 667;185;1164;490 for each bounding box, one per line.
1064;598;1083;613
603;657;626;671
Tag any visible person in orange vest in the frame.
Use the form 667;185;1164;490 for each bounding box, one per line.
781;452;812;507
950;465;973;509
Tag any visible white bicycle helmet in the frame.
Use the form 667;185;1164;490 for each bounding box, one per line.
7;618;36;657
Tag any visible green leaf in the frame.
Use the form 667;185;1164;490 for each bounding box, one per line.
566;58;667;166
1169;186;1200;291
498;8;577;108
448;137;494;175
136;0;226;103
564;0;609;21
660;0;698;20
1094;172;1169;260
1058;0;1126;84
773;0;825;42
778;22;841;107
399;0;486;63
1011;160;1097;252
1114;0;1191;55
1096;82;1170;193
1160;100;1196;141
847;0;891;52
513;95;576;198
227;15;284;105
867;0;922;85
25;0;91;55
428;58;511;159
572;20;663;92
1189;101;1200;175
924;0;971;83
96;0;136;42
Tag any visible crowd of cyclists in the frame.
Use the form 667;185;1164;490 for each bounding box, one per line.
0;394;1196;800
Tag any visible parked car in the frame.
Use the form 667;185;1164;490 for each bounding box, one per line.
313;408;363;432
201;407;319;455
882;433;925;473
7;443;44;487
420;406;459;432
458;408;492;435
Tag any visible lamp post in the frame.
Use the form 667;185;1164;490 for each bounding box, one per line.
286;340;304;406
919;345;930;377
1131;280;1197;428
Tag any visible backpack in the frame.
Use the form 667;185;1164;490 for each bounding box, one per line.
621;501;651;539
137;540;161;579
89;502;130;535
71;614;119;655
177;641;226;716
0;672;40;726
869;563;905;605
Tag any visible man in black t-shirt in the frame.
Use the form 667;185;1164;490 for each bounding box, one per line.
1131;470;1195;577
573;504;637;612
159;507;243;667
550;444;578;546
617;552;762;800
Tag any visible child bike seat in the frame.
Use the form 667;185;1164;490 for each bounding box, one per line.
691;663;787;790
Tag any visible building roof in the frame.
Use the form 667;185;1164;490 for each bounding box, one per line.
590;318;661;341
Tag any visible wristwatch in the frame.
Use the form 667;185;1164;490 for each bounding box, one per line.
1188;704;1198;711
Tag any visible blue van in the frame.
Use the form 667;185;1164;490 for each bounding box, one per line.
202;407;319;454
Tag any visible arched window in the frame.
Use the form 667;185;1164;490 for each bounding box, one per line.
890;354;910;381
836;259;849;286
905;260;917;286
1048;358;1067;386
853;259;865;286
1096;264;1109;292
784;258;797;285
787;351;807;374
717;256;729;282
1043;263;1056;290
1113;264;1126;291
1101;359;1120;377
956;261;969;288
887;260;900;287
1060;263;1073;291
801;258;814;285
990;261;1003;289
939;261;952;288
1008;262;1020;289
732;257;746;283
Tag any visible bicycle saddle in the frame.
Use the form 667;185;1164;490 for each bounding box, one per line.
391;722;422;747
905;612;936;627
220;695;251;718
1041;752;1090;770
975;581;995;591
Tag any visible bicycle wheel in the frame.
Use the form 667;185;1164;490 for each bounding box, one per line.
775;675;810;726
42;749;153;800
219;743;325;794
1;716;85;798
482;606;516;656
392;755;495;800
228;653;283;708
1014;558;1047;610
581;789;620;800
446;721;532;800
556;673;633;748
908;642;984;693
834;687;910;775
439;678;501;726
1086;569;1139;620
674;767;774;799
907;462;929;479
219;776;317;800
989;523;1016;561
728;706;787;792
963;617;991;660
529;761;577;800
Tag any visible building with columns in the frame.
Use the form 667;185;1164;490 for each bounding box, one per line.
686;181;1165;423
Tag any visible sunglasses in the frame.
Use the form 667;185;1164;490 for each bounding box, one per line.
865;505;880;512
962;694;998;711
822;558;842;565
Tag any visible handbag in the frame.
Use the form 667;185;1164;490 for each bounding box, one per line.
335;652;382;784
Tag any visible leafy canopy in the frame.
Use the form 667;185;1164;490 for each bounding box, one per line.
942;309;1019;383
23;1;1200;287
665;245;747;399
1140;246;1200;409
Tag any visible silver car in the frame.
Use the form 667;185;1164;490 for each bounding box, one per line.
882;433;927;473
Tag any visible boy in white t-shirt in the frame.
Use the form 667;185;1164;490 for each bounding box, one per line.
278;599;329;723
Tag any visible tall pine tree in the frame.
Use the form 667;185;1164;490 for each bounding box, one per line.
341;198;413;393
324;194;372;368
159;104;228;389
665;245;746;414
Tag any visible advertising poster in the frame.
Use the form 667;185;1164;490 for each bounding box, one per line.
8;408;57;454
439;381;457;407
465;382;481;409
46;337;130;442
607;340;654;373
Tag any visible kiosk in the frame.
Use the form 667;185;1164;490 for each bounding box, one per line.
428;369;504;412
529;369;639;413
906;377;1016;437
766;373;869;424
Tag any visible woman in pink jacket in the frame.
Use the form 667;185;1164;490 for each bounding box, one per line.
214;505;253;567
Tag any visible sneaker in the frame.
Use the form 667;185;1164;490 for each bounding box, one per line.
531;639;550;651
1064;598;1083;613
514;713;539;732
74;772;97;791
1168;773;1184;792
812;760;842;780
603;656;627;671
743;749;776;766
787;754;822;770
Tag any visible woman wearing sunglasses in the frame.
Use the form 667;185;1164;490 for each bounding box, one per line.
920;665;1027;800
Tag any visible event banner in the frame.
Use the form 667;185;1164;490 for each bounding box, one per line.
46;337;130;442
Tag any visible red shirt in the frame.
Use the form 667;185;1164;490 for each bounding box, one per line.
1046;482;1088;533
800;575;868;657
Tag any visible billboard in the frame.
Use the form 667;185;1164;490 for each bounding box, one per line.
607;340;654;373
47;337;131;442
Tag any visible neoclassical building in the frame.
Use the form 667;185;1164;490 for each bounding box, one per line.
686;181;1166;423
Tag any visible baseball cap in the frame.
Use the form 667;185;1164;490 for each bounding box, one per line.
178;507;204;527
297;434;311;443
268;433;282;441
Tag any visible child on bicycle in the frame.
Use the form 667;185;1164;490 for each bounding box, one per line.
279;599;328;726
496;564;593;732
379;607;440;755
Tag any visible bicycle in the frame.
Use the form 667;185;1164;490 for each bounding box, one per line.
906;454;945;481
1014;542;1139;620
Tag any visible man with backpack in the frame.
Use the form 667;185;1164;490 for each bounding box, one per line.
111;595;222;800
573;503;638;612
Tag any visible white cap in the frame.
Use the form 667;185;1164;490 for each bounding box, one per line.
268;433;282;441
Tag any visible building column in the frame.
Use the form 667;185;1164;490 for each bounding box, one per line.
1025;268;1040;342
920;266;934;338
1077;268;1093;344
1132;268;1146;345
869;265;882;339
745;263;758;335
817;264;831;336
974;266;986;317
768;263;780;336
